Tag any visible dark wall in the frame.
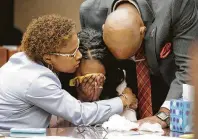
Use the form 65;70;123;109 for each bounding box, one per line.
0;0;22;45
0;0;13;32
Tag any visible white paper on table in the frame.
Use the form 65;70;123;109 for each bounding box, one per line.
138;123;164;133
102;114;165;133
102;114;139;131
121;108;137;122
107;134;182;139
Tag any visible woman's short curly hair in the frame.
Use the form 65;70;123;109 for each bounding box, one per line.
21;14;76;61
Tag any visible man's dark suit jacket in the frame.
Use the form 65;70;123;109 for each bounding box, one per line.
79;0;198;114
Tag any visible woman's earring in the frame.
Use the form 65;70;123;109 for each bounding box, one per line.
48;64;54;71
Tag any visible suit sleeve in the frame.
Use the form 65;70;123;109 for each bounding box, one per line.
165;0;198;101
79;7;85;29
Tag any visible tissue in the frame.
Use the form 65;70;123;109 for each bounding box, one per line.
182;84;194;101
102;114;164;133
138;123;164;133
121;108;137;122
102;114;139;131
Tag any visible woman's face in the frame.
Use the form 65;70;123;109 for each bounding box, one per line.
49;33;82;73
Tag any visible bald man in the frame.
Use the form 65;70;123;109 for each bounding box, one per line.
80;0;198;128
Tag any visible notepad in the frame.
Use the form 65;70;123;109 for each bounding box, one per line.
10;128;46;138
10;128;46;134
10;133;46;138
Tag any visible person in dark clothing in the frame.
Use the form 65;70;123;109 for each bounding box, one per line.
60;28;137;107
55;28;138;127
80;0;198;128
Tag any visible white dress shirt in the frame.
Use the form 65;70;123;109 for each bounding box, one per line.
0;52;123;129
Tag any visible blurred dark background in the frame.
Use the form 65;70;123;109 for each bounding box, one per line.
0;0;197;46
0;0;22;46
0;0;84;46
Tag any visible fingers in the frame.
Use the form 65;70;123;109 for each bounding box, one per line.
95;74;105;101
76;73;105;102
75;78;80;87
91;82;97;101
92;75;105;101
122;87;138;108
130;103;138;110
81;73;105;89
79;75;97;101
82;75;94;96
92;86;103;101
76;87;88;101
96;74;105;87
137;118;150;127
138;117;159;127
137;119;145;126
82;75;93;86
137;117;151;126
76;76;93;101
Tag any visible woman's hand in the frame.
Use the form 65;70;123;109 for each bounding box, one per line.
119;87;138;110
76;73;105;102
50;116;70;128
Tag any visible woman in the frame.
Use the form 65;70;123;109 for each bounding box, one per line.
0;15;135;129
76;28;137;102
60;28;138;104
54;28;138;127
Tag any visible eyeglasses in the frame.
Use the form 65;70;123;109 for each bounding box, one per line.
76;124;108;139
76;124;141;138
50;39;80;58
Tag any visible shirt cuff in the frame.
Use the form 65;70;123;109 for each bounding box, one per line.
161;100;170;110
116;79;127;95
116;70;127;95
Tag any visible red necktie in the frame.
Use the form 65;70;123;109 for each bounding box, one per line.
135;46;153;119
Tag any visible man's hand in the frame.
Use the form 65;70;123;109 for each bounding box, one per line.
76;73;105;102
138;108;170;129
138;116;167;128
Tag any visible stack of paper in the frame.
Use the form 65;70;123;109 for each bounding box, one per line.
107;134;181;139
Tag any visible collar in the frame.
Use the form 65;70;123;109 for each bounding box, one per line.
112;0;141;14
111;0;155;25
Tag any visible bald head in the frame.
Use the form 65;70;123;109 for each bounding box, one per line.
103;5;146;59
